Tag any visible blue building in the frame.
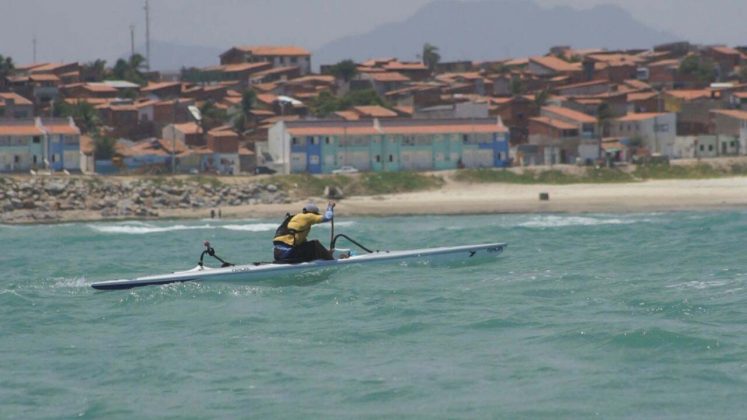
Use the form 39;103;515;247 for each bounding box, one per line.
268;118;510;174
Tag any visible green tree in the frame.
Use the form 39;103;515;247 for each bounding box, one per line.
679;55;717;85
422;43;441;72
510;76;525;96
308;89;387;117
199;100;229;131
94;135;116;160
57;100;101;134
0;54;15;79
241;89;256;115
82;59;108;82
110;53;147;85
533;88;550;110
330;59;358;83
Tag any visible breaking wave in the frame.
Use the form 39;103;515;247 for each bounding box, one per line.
88;220;356;235
517;215;651;228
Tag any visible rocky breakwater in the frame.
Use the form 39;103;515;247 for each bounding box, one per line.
0;176;290;224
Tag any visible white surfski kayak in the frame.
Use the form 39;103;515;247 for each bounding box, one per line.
91;242;507;290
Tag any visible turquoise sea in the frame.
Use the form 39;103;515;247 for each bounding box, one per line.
2;212;747;419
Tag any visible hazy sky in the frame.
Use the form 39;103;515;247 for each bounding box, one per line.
1;0;746;65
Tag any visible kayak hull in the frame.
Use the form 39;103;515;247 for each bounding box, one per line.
91;242;506;290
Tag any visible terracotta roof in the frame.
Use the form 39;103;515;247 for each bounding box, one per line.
84;83;118;93
29;74;60;82
586;53;643;65
233;45;310;56
256;93;278;104
616;112;668;122
504;58;529;67
627;92;658;101
665;90;711;101
394;105;413;116
142;81;181;92
0;92;33;106
221;62;272;73
173;122;201;134
285;120;507;136
710;109;747;120
29;62;75;73
43;123;80;135
530;116;578;130
733;92;747;99
369;72;411;82
0;123;44;136
709;46;743;56
239;145;255;156
383;62;428;71
542;106;596;124
622;79;653;91
286;75;335;85
208;129;238;138
353;105;398;118
334;111;360;121
530;56;581;73
648;59;680;68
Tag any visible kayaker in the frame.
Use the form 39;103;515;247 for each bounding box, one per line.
273;201;337;263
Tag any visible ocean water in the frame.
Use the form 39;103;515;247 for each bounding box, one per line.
2;212;747;418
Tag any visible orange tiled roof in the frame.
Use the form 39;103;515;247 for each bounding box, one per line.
665;89;711;101
627;92;658;101
173;122;201;134
383;62;428;71
0;92;33;106
542;106;596;124
43;123;80;135
369;72;411;82
530;56;581;73
29;74;60;82
0;123;44;136
710;109;747;120
530;116;578;130
616;112;668;122
353;105;398;118
709;46;743;56
142;81;181;92
234;45;310;56
334;111;360;121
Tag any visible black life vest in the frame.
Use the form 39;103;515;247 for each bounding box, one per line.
274;213;295;237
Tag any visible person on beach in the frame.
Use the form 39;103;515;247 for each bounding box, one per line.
273;201;336;263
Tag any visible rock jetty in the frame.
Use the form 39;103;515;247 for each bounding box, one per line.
0;176;291;223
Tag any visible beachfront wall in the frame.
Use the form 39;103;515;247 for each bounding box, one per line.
268;118;510;174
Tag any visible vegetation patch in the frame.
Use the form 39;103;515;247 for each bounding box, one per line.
454;168;634;184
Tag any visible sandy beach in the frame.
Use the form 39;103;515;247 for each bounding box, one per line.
137;176;747;220
4;175;747;224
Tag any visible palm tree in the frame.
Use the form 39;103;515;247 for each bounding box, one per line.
111;54;146;85
58;100;102;134
82;59;108;82
0;54;15;79
199;100;228;131
533;88;550;110
422;43;441;73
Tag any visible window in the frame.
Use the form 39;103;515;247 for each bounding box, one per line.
325;137;330;144
292;137;298;145
33;155;37;163
51;154;56;163
731;141;736;147
388;155;393;162
700;145;705;151
376;155;381;162
708;145;714;151
33;136;40;144
14;155;19;163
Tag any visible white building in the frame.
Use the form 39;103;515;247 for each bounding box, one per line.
609;112;677;156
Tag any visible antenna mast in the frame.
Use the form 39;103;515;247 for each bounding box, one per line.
144;0;151;70
130;25;136;58
32;36;37;63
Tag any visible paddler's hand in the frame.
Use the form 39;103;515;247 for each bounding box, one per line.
327;200;336;209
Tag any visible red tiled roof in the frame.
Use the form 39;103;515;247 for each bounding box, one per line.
0;92;33;106
665;90;711;101
0;124;44;136
530;56;581;73
44;123;80;135
29;74;60;82
173;122;201;134
710;109;747;120
542;106;596;124
142;81;181;92
369;72;411;82
627;92;658;101
233;45;310;56
383;62;428;71
334;111;360;121
353;105;398;118
530;116;577;130
616;112;668;122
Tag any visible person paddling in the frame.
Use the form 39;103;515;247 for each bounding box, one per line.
273;201;337;263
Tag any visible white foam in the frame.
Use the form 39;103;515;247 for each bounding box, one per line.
221;223;278;232
517;215;647;228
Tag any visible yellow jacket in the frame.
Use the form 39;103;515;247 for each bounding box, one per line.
273;212;325;246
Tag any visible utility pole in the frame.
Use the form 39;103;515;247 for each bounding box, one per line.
32;36;37;63
144;0;151;71
130;25;136;58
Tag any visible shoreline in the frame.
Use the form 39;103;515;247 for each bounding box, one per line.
3;177;747;224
